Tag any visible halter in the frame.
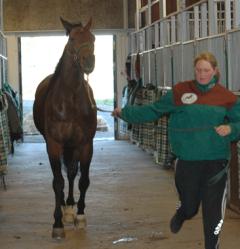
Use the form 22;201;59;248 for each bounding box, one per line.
67;42;112;113
66;41;95;108
66;42;94;63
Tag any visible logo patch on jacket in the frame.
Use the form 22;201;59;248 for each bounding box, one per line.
181;93;198;104
173;80;237;108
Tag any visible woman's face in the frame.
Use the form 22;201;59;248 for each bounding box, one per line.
195;59;216;85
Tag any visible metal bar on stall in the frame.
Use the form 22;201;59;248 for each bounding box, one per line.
0;54;7;60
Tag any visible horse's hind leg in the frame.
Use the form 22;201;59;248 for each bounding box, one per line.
47;143;65;239
75;142;93;229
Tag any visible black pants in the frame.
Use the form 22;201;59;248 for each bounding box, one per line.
175;159;228;249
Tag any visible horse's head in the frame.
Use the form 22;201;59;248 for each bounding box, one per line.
61;17;95;75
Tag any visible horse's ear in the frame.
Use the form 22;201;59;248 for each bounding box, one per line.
84;17;92;31
60;17;73;36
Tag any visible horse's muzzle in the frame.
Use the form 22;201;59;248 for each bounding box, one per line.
82;55;95;74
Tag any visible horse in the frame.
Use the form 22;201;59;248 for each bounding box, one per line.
33;17;97;239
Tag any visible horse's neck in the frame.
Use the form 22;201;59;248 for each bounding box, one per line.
54;55;85;91
51;55;95;111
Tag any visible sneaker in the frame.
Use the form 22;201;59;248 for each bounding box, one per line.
170;213;184;233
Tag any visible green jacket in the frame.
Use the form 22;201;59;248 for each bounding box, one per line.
120;80;240;160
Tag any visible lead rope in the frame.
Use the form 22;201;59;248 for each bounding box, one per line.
85;74;96;109
85;75;112;113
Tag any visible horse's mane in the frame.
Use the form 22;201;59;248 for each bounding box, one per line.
49;54;65;85
42;53;66;99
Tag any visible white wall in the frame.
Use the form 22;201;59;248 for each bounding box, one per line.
6;35;20;93
115;32;129;138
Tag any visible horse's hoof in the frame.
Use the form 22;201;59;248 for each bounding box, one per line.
74;214;87;229
63;206;76;223
52;228;65;239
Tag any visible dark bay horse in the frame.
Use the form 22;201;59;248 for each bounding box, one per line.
33;17;97;239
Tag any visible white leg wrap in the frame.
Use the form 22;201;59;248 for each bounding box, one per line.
62;206;76;224
74;214;87;229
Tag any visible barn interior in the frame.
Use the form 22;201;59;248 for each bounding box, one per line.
0;1;240;249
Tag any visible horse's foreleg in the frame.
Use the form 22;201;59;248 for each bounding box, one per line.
75;143;93;229
49;157;65;238
47;142;65;239
74;165;90;229
63;148;78;206
63;155;78;223
78;164;90;214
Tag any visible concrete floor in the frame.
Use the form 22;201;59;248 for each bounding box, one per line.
0;140;240;249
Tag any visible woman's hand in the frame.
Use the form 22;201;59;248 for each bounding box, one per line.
111;108;122;118
215;125;231;136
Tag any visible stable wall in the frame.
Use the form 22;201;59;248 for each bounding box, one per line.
3;0;135;32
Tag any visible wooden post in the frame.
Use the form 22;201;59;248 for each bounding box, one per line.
225;0;231;31
177;11;187;42
160;21;165;47
136;0;140;30
201;2;208;37
147;0;152;26
208;0;217;35
233;0;240;28
160;0;166;18
194;5;199;39
154;23;159;48
171;16;176;43
177;0;186;10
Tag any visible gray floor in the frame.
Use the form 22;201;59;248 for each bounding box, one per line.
0;140;240;249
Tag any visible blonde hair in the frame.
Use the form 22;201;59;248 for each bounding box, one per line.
194;52;220;80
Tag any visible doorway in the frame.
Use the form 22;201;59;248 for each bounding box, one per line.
21;34;114;142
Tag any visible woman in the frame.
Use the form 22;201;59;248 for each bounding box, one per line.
112;52;240;249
